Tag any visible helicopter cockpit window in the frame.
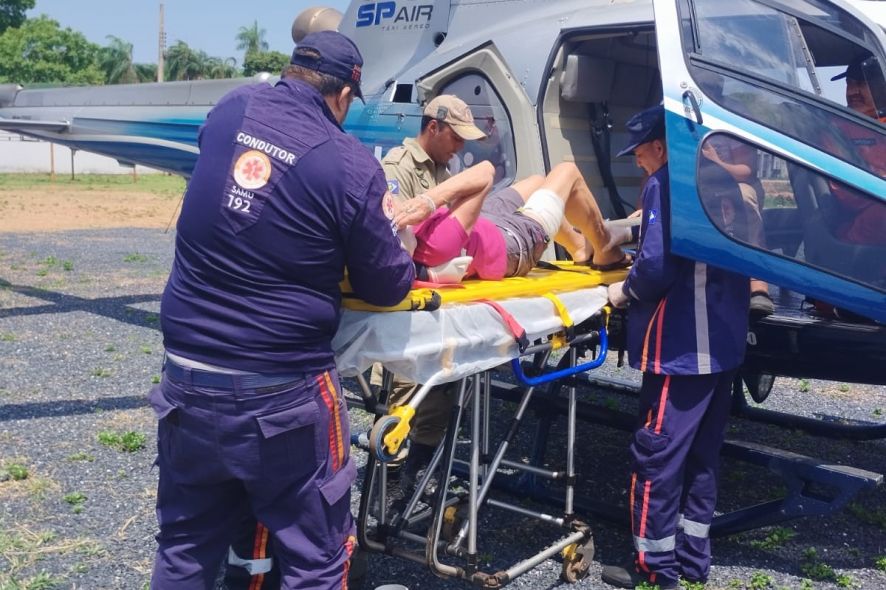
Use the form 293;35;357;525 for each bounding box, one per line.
681;0;886;179
698;133;885;291
437;73;517;189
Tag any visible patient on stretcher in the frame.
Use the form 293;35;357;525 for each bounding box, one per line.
391;161;631;283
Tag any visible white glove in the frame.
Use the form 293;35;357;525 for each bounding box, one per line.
607;281;629;309
427;256;473;284
398;226;417;256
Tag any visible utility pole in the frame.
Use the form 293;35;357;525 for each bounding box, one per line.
158;3;166;82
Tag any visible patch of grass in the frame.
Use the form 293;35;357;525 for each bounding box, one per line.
35;268;48;277
97;430;146;453
4;462;29;481
41;256;57;267
63;491;87;514
62;260;74;272
748;572;773;589
835;574;855;588
798;379;810;393
799;580;814;590
140;345;152;354
0;172;186;195
104;344;116;352
150;375;161;384
800;548;837;582
875;555;886;571
0;526;100;585
123;253;149;263
0;332;16;342
837;383;850;393
680;579;706;590
750;527;796;551
66;452;94;463
90;367;112;378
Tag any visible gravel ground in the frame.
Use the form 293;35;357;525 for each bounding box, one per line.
1;227;885;590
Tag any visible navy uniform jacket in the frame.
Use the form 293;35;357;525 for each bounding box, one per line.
162;78;415;374
621;164;749;375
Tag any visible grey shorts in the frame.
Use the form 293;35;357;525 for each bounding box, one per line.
481;187;550;277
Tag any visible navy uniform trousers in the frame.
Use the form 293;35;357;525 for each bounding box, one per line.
629;370;736;587
148;364;356;590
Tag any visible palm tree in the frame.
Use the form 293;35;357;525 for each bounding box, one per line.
99;35;137;84
236;20;268;63
134;63;158;83
165;41;208;81
206;57;239;80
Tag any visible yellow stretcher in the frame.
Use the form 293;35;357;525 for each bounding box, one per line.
342;262;626;587
341;261;628;312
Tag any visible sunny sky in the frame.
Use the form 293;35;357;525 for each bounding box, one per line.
27;0;352;65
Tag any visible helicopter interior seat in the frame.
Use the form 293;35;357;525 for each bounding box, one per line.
559;53;662;218
787;162;886;286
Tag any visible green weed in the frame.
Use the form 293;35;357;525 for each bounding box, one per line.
140;346;152;354
835;574;855;588
875;555;886;571
97;430;146;453
5;462;29;481
150;375;161;384
66;452;94;462
847;502;886;529
798;379;810;393
104;344;116;352
62;260;74;271
123;253;148;263
63;491;87;514
91;367;112;378
750;527;796;551
749;572;773;589
0;332;15;342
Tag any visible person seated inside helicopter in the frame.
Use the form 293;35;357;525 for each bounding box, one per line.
388;160;632;283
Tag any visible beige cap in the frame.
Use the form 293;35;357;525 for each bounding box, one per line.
423;95;486;141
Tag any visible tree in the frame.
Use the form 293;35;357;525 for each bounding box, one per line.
242;50;289;77
206;56;239;80
0;15;103;84
99;35;137;84
134;62;158;83
164;40;208;80
235;20;267;63
0;0;34;34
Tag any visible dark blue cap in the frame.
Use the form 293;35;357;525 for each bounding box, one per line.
617;104;666;157
831;55;870;82
291;30;364;99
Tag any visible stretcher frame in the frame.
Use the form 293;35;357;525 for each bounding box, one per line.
353;315;609;587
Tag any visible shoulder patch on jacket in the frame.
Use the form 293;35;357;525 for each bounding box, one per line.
382;146;407;165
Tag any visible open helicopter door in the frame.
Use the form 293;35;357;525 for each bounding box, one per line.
652;0;886;322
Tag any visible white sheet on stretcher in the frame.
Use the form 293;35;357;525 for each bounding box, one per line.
333;286;609;384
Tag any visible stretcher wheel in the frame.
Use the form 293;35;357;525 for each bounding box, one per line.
560;538;594;583
369;415;401;462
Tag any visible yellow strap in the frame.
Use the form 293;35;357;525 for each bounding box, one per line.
543;292;573;350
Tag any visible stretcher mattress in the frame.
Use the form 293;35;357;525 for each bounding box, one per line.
334;264;624;384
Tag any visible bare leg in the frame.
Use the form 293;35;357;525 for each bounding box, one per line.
426;161;495;233
535;162;624;266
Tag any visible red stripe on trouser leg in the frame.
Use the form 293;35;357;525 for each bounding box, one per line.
248;523;269;590
317;373;341;472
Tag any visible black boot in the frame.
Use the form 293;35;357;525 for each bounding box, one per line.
601;562;678;589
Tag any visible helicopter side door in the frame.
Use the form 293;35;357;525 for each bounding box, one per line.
652;0;886;322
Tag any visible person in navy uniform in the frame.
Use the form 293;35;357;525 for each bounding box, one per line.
601;105;749;589
148;30;415;590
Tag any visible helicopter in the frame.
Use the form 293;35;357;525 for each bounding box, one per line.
0;0;884;399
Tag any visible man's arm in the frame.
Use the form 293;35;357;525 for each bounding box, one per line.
392;161;495;229
346;171;416;306
621;174;680;302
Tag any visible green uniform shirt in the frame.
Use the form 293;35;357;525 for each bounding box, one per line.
381;137;450;200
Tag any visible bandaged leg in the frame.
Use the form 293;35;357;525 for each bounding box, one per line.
520;188;566;238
